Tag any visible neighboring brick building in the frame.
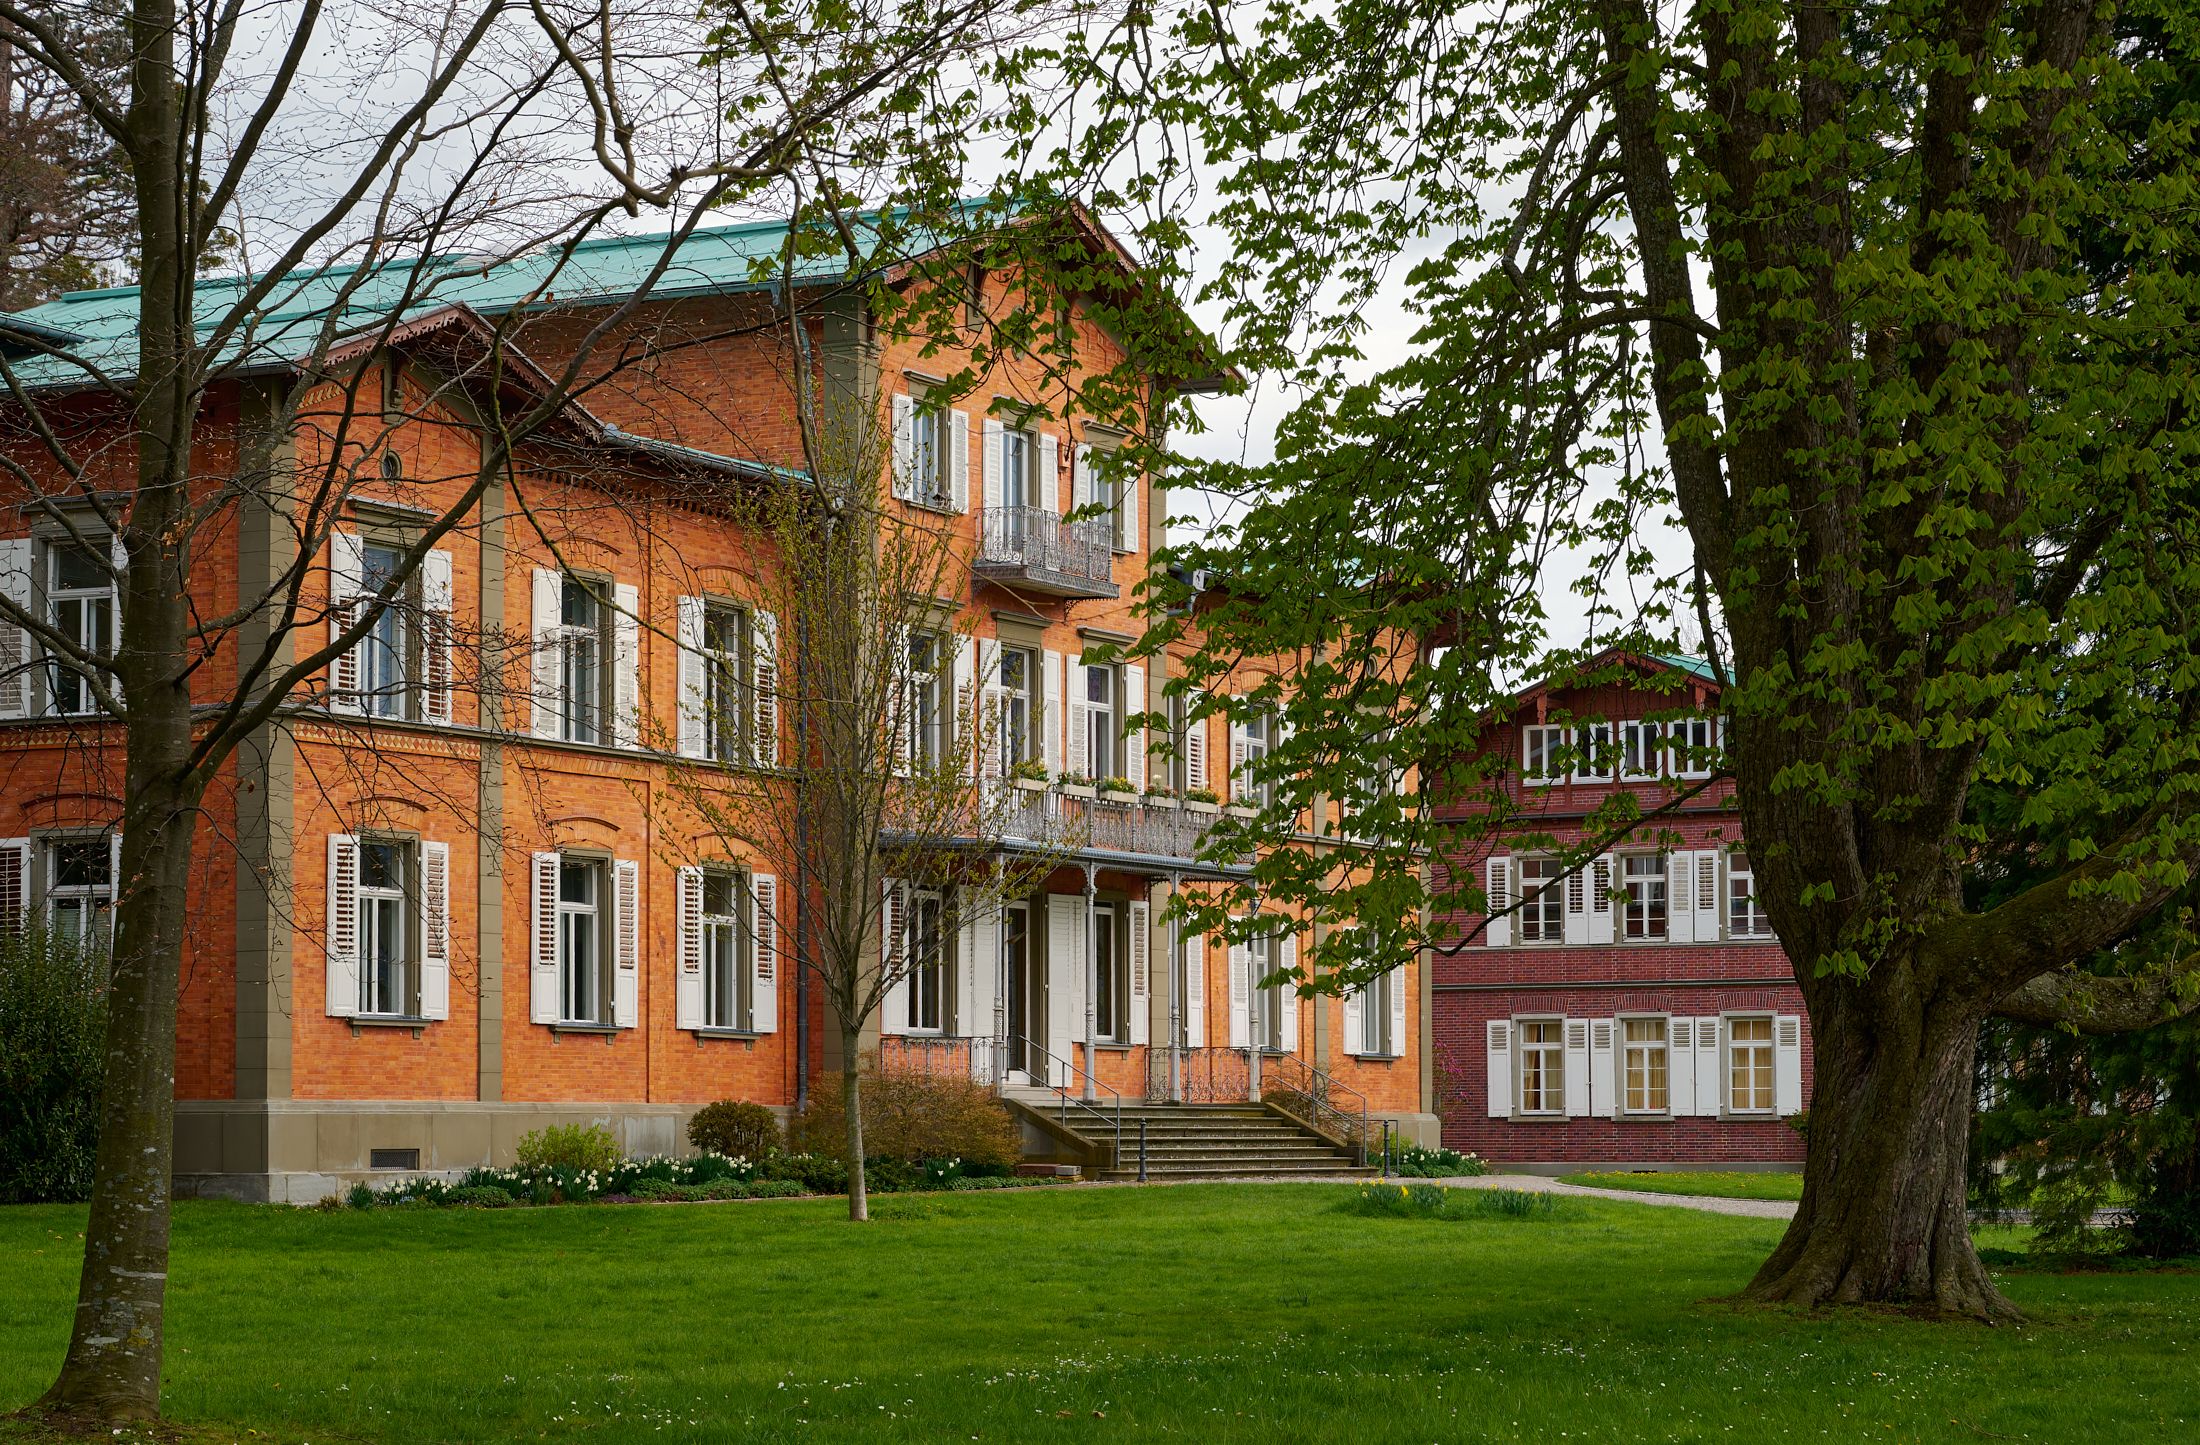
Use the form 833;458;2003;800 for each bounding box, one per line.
0;209;1435;1200
1432;652;1810;1171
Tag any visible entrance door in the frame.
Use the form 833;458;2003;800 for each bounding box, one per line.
1003;903;1042;1079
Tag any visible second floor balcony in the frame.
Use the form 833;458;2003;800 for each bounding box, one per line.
996;783;1250;873
973;506;1119;599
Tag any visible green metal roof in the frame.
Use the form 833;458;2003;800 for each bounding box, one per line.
0;204;996;391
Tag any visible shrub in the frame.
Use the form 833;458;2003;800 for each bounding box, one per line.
949;1175;1053;1191
1340;1183;1575;1222
447;1185;516;1208
790;1070;1020;1170
347;1182;378;1210
0;931;109;1203
629;1177;685;1201
1386;1143;1485;1178
689;1100;782;1160
745;1178;805;1199
514;1123;622;1173
760;1151;850;1195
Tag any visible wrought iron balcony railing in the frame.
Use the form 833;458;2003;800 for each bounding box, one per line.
973;506;1119;598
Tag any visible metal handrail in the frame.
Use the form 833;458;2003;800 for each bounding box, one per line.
975;505;1115;585
1259;1053;1373;1167
1148;1044;1252;1104
875;1033;1012;1086
1017;1038;1123;1165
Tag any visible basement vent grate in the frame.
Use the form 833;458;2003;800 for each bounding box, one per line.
369;1148;420;1171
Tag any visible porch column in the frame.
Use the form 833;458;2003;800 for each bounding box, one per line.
991;856;1007;1085
1165;871;1182;1104
1082;861;1099;1102
1246;892;1263;1104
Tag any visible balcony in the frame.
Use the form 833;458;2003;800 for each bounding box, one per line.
995;784;1244;871
973;506;1119;599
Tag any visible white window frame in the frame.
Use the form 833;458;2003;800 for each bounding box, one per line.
1726;1014;1777;1115
700;867;751;1030
354;837;415;1016
42;834;115;947
1620;1014;1670;1115
999;423;1036;511
1521;724;1567;785
1239;706;1273;807
1571;722;1617;783
910;402;952;509
556;575;608;745
906;631;946;770
1516;856;1564;943
903;887;946;1033
1668;716;1719;780
1093;899;1128;1043
1622;852;1669;942
46;540;117;718
1515;1016;1566;1116
1619;720;1663;780
1083;663;1119;782
998;646;1034;774
355;541;417;721
557;855;608;1025
1358;969;1392;1055
702;602;752;765
1728;850;1772;938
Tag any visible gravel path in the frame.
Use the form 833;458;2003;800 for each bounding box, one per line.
1431;1172;1800;1220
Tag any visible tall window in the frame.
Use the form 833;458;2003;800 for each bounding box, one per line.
998;647;1033;774
1239;708;1272;806
703;604;750;764
1623;854;1668;941
701;869;748;1029
1521;724;1566;784
1358;971;1391;1054
1572;722;1616;782
48;542;116;717
906;632;945;769
357;840;412;1015
558;858;604;1024
1620;721;1662;780
1728;1017;1775;1112
1623;1018;1669;1113
557;576;605;744
45;837;113;945
1728;851;1771;937
1517;1019;1564;1114
1518;857;1564;943
1089;447;1125;549
1093;901;1125;1041
910;404;951;507
1000;425;1035;509
358;543;411;719
904;890;944;1032
1669;717;1718;779
1083;664;1117;779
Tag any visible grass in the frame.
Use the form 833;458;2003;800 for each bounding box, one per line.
4;1187;2197;1443
1560;1170;1807;1202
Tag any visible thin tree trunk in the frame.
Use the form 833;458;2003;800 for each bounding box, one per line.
1743;982;2012;1320
842;1031;868;1221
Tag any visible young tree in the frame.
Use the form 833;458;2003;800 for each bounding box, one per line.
1068;0;2200;1317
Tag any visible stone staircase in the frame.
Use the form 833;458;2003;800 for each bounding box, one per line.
1008;1098;1373;1182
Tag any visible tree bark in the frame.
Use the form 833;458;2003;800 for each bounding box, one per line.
1742;976;2013;1321
842;1031;868;1222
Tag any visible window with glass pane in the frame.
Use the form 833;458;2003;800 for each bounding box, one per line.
1084;665;1116;779
1623;1018;1668;1112
1359;971;1390;1054
701;869;747;1029
905;891;944;1031
1094;902;1124;1041
1669;717;1718;778
1728;1017;1775;1112
558;858;603;1023
1241;709;1271;806
999;648;1032;773
359;544;411;718
357;841;412;1015
907;633;943;768
1620;720;1662;779
1517;1019;1564;1113
1521;723;1566;783
48;542;116;717
911;405;950;506
559;577;603;743
1623;854;1668;940
703;604;749;763
1518;857;1564;942
1728;851;1770;937
45;837;113;946
1088;447;1123;547
1573;723;1616;780
1000;426;1033;509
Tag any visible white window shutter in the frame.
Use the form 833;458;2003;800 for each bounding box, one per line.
1564;1018;1590;1117
1389;962;1408;1053
982;417;1004;504
0;539;31;718
1042;649;1064;776
529;851;560;1023
612;857;640;1027
1227;929;1250;1048
1039;433;1060;515
0;836;28;931
1066;671;1090;778
529;568;561;738
1668;1018;1698;1116
325;834;361;1018
952;633;975;774
1342;982;1364;1057
752;609;780;766
418;839;451;1019
674;865;704;1030
751;872;779;1034
611;582;640;748
1045;895;1081;1084
1589;1018;1615;1117
879;879;908;1034
675;596;706;758
1128;899;1151;1045
1484;855;1512;947
1775;1014;1804;1115
1563;860;1590;945
891;393;915;500
1123;665;1146;790
1183;689;1209;790
1120;458;1138;552
1072;442;1092;514
1183;933;1206;1047
1695;851;1723;941
888;623;911;776
1588;855;1616;944
1228;702;1249;800
962;895;998;1047
1695;1016;1723;1115
328;532;365;713
1277;932;1299;1053
1485;1019;1511;1117
420;549;455;724
1669;851;1698;944
950;410;971;512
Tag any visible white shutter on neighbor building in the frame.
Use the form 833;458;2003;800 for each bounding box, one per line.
1183;688;1209;790
1183;932;1206;1047
1072;443;1092;516
879;879;909;1034
1563;860;1590;945
1775;1014;1804;1115
1039;433;1060;515
1564;1017;1590;1118
612;857;640;1027
1668;1018;1697;1116
1066;663;1090;779
1695;1016;1723;1115
328;532;366;713
0;539;32;719
421;549;455;724
891;393;915;500
1485;1019;1512;1117
1228;703;1249;802
1120;458;1138;552
752;609;780;766
1695;851;1723;942
0;837;29;931
1669;851;1698;944
1342;979;1365;1057
1587;855;1616;944
982;417;1004;505
529;568;562;738
675;596;707;758
611;582;640;748
419;839;451;1019
325;834;361;1018
1390;962;1408;1052
751;873;779;1034
1123;664;1147;791
949;410;971;512
674;865;705;1029
1046;893;1082;1085
1276;931;1299;1054
1484;855;1512;947
1227;926;1251;1048
1128;899;1151;1045
1042;649;1064;776
529;850;561;1023
965;894;1000;1047
1589;1018;1615;1117
952;633;975;774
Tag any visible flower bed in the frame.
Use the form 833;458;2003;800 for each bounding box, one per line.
1382;1143;1486;1179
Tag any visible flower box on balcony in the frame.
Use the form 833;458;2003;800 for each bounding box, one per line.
1145;794;1182;810
1226;805;1259;819
1060;783;1096;799
1012;776;1049;793
1184;799;1220;815
1100;789;1139;805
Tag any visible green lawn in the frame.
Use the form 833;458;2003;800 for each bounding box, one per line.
3;1186;2195;1443
1559;1170;1807;1202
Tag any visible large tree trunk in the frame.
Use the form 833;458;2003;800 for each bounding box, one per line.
1743;979;2011;1320
842;1032;869;1222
